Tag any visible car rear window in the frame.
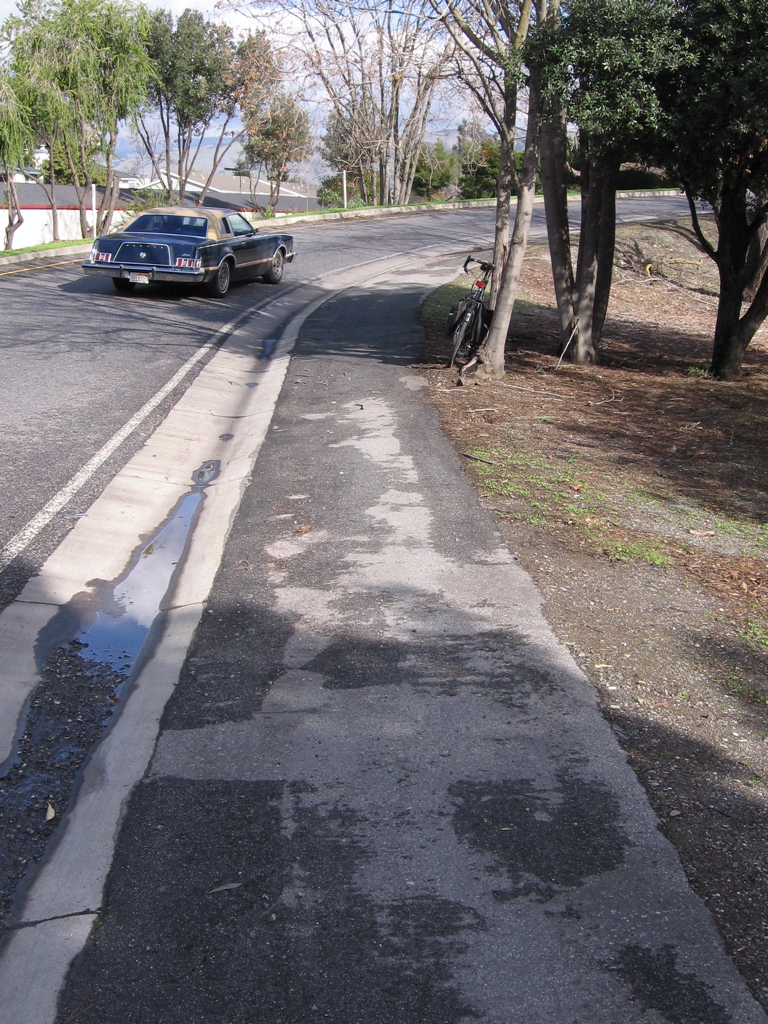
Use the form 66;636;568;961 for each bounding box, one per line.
129;214;209;236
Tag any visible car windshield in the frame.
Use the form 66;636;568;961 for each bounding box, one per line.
128;214;208;237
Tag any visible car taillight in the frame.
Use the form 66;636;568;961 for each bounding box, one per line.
95;251;112;262
175;257;202;269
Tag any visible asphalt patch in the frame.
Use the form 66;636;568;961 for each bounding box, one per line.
449;772;629;899
613;943;732;1024
57;777;484;1024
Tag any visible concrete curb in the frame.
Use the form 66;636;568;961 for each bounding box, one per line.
271;198;497;227
0;242;92;267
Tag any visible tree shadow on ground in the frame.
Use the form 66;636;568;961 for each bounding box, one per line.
49;593;757;1023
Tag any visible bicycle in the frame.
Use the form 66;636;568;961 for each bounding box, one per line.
446;255;495;367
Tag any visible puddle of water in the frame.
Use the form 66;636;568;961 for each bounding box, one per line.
73;489;203;669
0;461;221;912
262;337;278;358
38;460;220;678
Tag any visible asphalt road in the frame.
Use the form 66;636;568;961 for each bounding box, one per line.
0;198;694;612
0;208;494;610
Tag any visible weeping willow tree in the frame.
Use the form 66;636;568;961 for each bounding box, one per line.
0;73;31;250
7;0;153;237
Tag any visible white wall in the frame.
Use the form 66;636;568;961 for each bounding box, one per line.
0;207;130;250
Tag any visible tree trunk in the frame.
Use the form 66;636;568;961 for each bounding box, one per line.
712;268;748;379
97;133;120;235
743;210;768;304
3;172;23;250
63;139;89;239
99;169;121;236
49;145;59;242
38;149;59;244
471;73;543;380
489;128;515;309
571;145;599;363
164;122;173;199
710;186;751;379
540;104;576;351
591;153;620;346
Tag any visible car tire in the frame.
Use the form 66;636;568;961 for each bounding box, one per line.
206;260;231;297
112;278;135;293
262;249;284;284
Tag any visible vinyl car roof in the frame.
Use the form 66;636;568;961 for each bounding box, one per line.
121;206;244;241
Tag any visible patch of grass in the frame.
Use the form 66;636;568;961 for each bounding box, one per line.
602;539;671;566
739;620;768;649
420;282;467;333
0;238;92;258
684;363;712;378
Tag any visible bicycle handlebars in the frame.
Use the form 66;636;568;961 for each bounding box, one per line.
463;254;496;274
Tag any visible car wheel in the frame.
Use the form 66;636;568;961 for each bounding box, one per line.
206;260;231;297
262;249;284;284
112;278;135;293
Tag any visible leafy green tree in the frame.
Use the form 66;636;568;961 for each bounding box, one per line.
7;0;152;236
5;33;67;240
134;9;250;202
654;0;768;379
458;138;500;199
0;72;32;249
320;109;375;205
412;140;458;200
531;0;685;363
241;91;311;211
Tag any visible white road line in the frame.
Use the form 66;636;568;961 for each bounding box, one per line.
0;312;250;573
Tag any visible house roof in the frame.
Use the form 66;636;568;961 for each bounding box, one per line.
131;172;315;199
0;181;320;214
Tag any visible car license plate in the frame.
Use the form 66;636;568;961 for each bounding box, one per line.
128;273;150;284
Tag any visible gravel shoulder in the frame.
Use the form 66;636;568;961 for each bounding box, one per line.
419;218;768;1011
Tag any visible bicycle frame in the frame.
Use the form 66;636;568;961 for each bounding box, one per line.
448;255;495;367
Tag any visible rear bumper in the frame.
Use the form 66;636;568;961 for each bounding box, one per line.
82;262;206;284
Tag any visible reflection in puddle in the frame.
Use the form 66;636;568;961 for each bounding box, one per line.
74;489;203;670
1;461;221;904
38;459;220;677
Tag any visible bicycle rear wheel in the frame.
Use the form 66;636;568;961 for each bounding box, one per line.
449;319;468;367
466;305;488;359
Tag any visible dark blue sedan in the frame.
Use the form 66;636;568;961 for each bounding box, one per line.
82;206;295;297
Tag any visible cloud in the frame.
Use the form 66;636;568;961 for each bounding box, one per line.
0;0;19;22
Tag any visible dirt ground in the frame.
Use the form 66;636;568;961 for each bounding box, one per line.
418;218;768;1011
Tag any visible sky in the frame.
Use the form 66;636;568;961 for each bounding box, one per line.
0;0;251;27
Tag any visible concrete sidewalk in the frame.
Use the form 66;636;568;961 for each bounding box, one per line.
9;256;767;1023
